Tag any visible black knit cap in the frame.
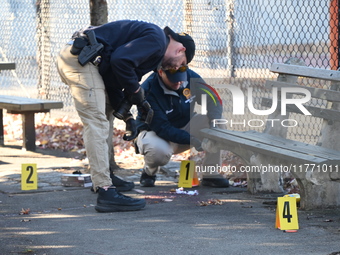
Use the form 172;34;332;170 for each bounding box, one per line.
164;26;196;64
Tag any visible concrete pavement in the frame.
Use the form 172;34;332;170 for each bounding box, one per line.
0;145;340;255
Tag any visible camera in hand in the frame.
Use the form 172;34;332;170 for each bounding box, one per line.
113;98;154;125
113;99;132;120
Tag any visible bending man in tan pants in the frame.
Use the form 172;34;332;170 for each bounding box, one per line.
56;20;196;212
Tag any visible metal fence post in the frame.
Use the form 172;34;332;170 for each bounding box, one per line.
227;0;235;77
36;0;51;99
330;0;339;70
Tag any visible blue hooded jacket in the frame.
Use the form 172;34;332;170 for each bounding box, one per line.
84;20;168;109
137;69;222;144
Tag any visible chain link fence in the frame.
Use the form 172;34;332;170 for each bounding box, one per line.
0;0;338;144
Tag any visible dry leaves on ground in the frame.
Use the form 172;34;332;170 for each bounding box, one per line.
197;199;223;206
3;113;134;156
2;112;264;180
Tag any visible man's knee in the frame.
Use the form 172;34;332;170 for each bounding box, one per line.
137;131;173;167
145;148;172;168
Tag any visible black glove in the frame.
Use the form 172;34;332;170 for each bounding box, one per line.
123;117;138;141
128;87;145;105
190;136;204;151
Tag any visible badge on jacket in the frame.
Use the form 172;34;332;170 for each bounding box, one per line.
183;88;191;99
183;88;195;103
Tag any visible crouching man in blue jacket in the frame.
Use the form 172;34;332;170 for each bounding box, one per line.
135;27;229;188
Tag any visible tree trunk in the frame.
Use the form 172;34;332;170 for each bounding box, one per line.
89;0;108;26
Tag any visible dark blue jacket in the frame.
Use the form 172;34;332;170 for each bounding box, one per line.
137;69;222;144
84;20;168;109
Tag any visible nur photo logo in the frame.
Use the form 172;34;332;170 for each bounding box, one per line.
201;84;312;128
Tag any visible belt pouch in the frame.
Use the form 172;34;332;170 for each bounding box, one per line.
70;37;88;55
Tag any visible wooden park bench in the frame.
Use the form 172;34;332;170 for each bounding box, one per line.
0;96;63;151
0;62;63;151
201;58;340;209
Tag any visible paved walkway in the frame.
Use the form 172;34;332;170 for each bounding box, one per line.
0;145;340;255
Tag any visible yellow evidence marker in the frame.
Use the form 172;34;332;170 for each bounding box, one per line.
178;160;195;188
275;196;299;231
21;163;38;190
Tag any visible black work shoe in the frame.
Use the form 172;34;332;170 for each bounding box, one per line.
110;173;135;192
140;171;156;187
91;174;135;193
95;186;146;212
201;178;229;188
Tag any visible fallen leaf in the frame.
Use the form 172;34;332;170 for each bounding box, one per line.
20;208;30;215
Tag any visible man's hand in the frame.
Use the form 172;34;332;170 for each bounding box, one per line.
123;118;138;141
128;87;145;105
127;87;153;124
190;136;204;151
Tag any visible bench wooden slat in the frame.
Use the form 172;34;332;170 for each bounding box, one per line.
201;128;340;165
261;97;340;121
201;128;327;165
219;128;340;160
0;95;63;112
241;130;340;159
0;62;16;71
270;63;340;82
265;80;340;102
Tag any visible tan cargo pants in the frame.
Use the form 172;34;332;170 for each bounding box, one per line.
56;44;113;189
